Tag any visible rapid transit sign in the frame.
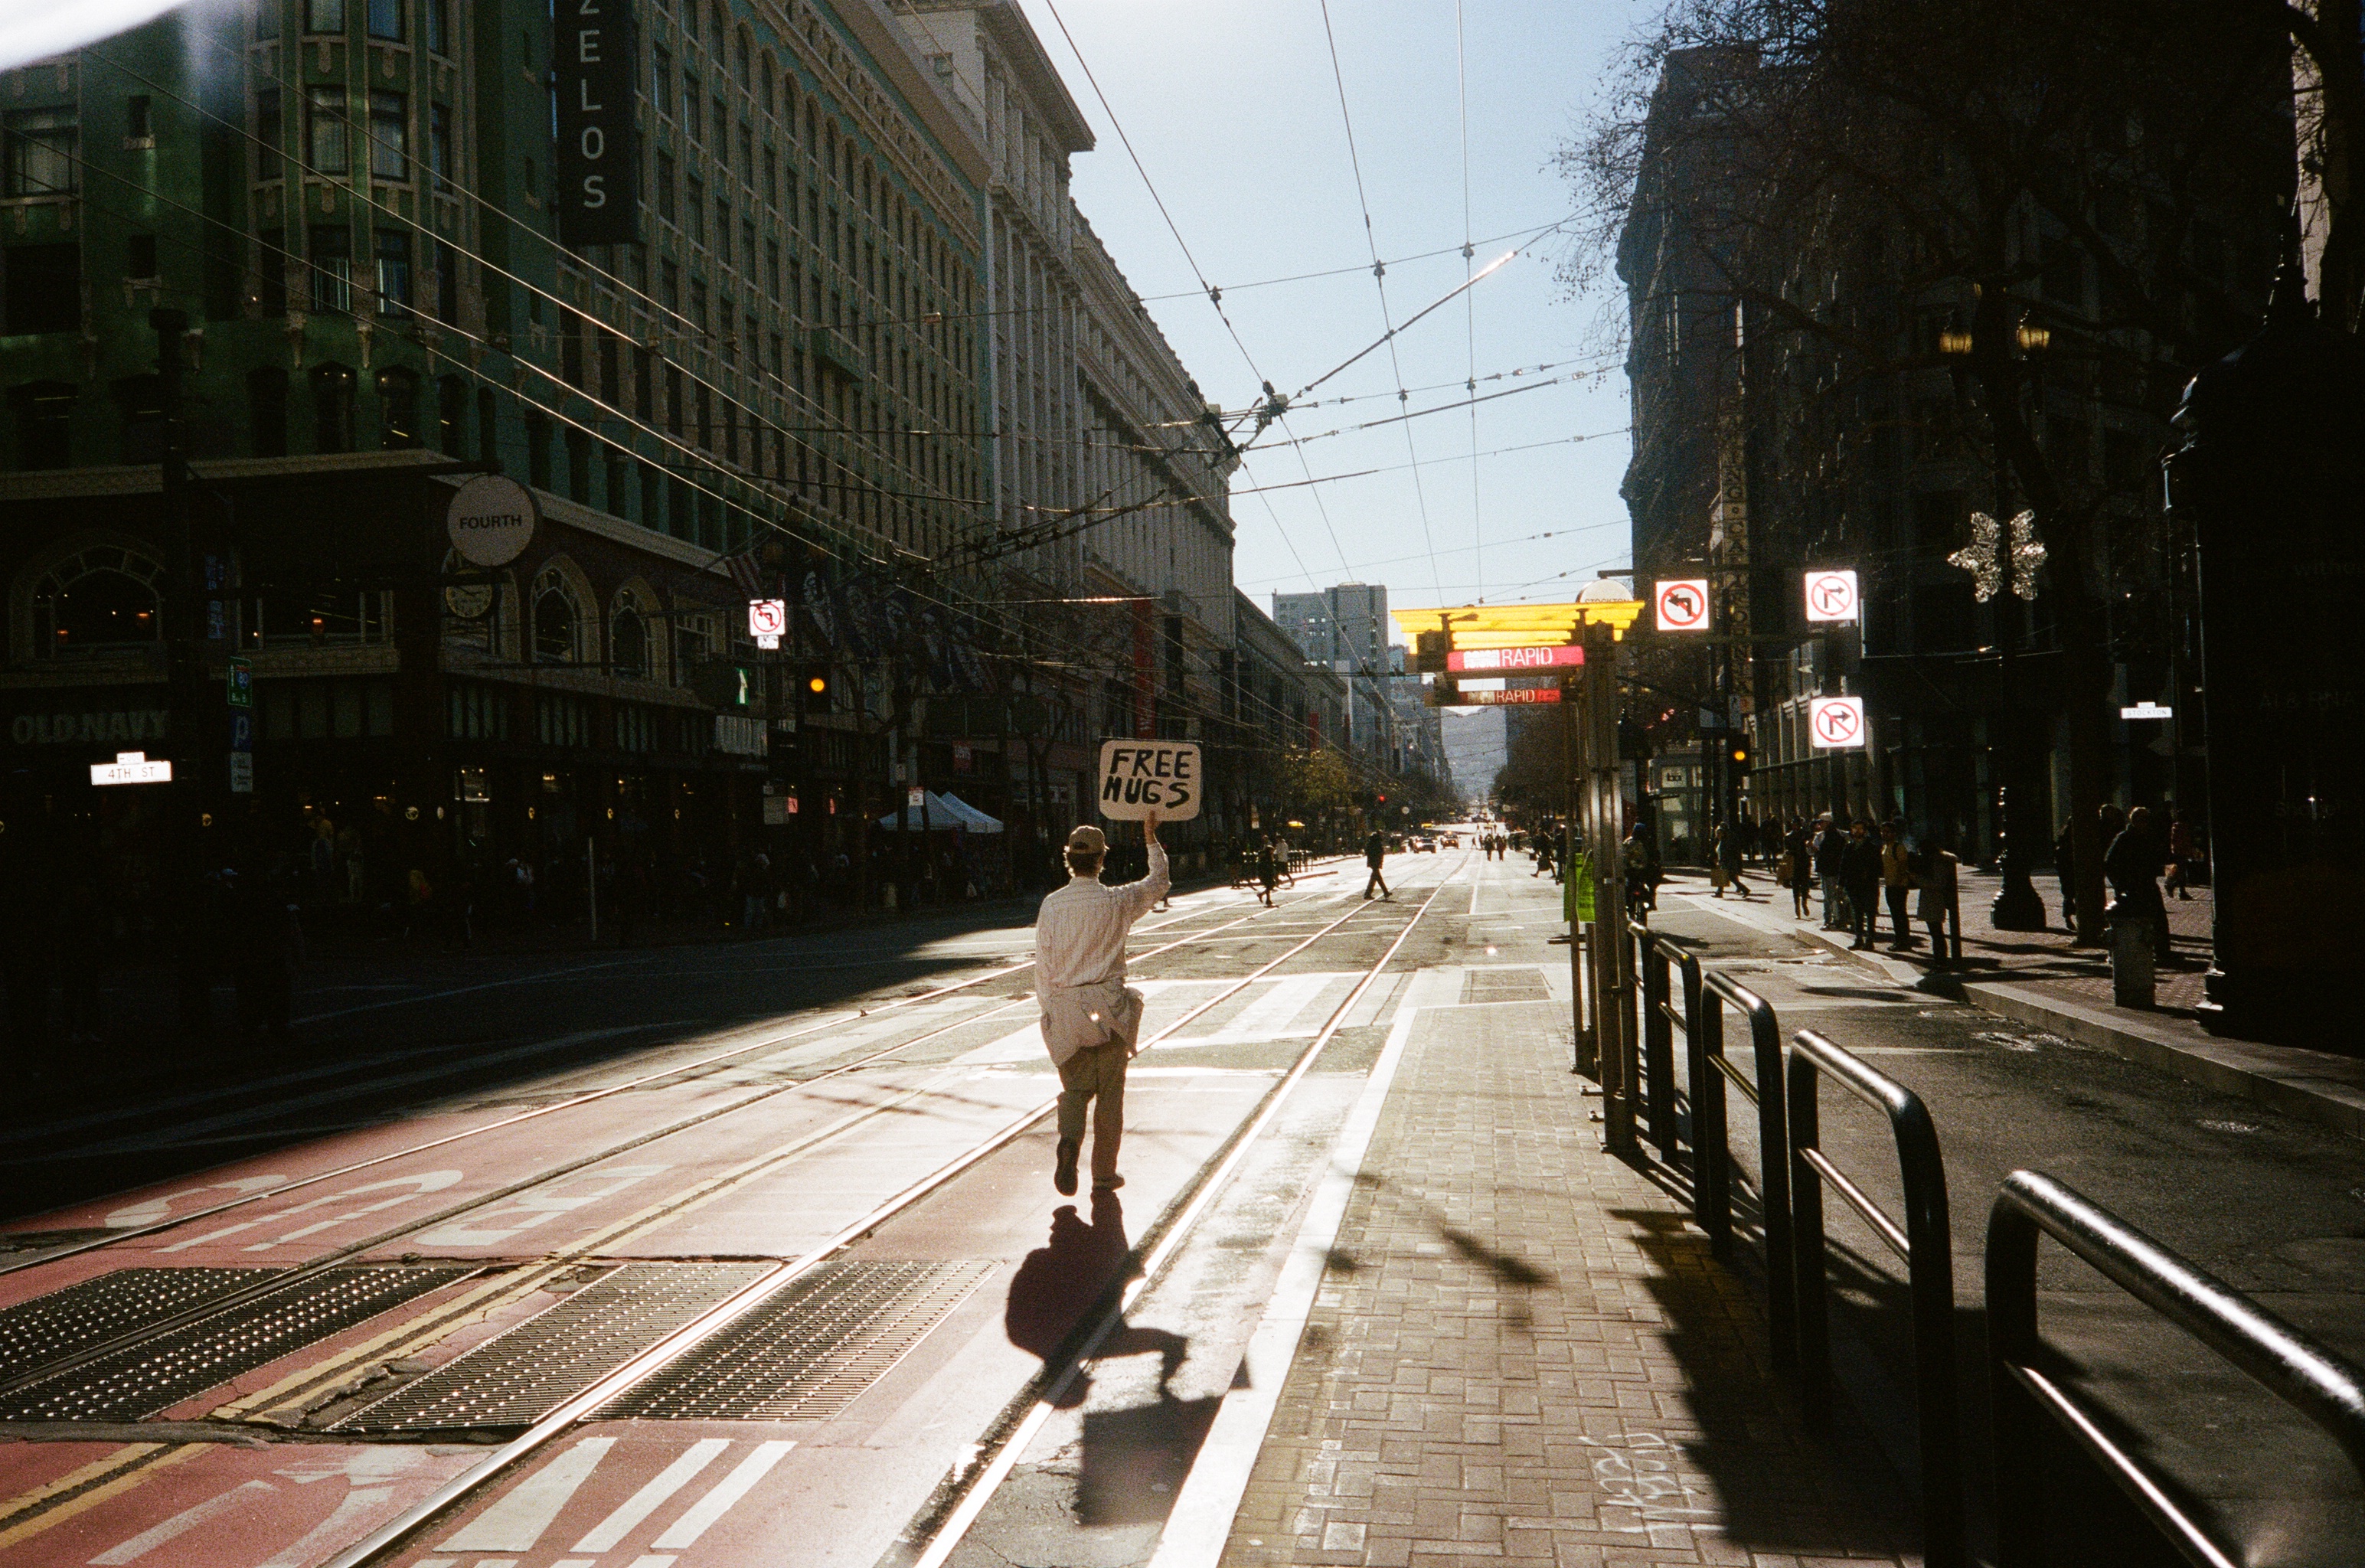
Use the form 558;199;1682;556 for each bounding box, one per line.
1445;645;1583;672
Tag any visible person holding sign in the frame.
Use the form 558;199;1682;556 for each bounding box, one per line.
1034;812;1168;1195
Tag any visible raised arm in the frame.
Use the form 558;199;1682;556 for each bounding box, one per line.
1120;811;1170;920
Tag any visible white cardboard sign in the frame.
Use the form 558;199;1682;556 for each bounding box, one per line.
1097;740;1203;822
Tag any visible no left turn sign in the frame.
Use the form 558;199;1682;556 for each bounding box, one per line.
1654;578;1710;632
1808;695;1867;749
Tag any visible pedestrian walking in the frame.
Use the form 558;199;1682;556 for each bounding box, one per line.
1879;820;1918;949
1784;818;1814;918
1034;815;1168;1196
2105;805;2171;962
1714;823;1753;899
1813;814;1847;929
2053;820;2078;926
1256;838;1280;906
1364;828;1392;900
2164;811;2197;900
1918;841;1959;960
1841;820;1883;949
1622;820;1660;920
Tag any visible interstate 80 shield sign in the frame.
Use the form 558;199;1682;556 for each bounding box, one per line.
1096;740;1204;822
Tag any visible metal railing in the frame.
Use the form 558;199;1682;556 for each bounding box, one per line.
1986;1169;2365;1568
1788;1027;1966;1568
1626;920;1690;1158
1696;972;1796;1371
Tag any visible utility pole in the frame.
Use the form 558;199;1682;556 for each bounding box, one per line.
154;308;214;1040
1581;619;1634;1158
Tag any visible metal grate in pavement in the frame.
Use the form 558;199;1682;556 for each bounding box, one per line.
1463;969;1550;1004
0;1268;279;1386
332;1262;769;1432
603;1259;993;1422
0;1264;470;1421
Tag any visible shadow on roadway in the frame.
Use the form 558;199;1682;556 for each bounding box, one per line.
1002;1191;1218;1529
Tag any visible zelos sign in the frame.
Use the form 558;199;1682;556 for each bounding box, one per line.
1096;740;1203;822
554;0;639;246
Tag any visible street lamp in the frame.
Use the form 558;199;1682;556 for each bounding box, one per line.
1942;306;2053;930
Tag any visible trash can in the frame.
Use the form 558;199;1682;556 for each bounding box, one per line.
2106;897;2155;1008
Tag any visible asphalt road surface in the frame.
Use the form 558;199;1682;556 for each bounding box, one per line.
0;851;2356;1568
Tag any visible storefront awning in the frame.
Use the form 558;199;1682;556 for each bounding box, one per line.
875;790;1004;833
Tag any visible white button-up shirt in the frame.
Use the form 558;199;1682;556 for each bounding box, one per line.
1034;842;1169;1064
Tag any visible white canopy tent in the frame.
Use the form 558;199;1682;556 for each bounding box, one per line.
874;791;1003;834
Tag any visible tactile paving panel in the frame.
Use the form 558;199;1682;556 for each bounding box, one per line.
0;1264;469;1421
333;1262;770;1432
603;1259;994;1422
1464;968;1550;1004
0;1267;279;1386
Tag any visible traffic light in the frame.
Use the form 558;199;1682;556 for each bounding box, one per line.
801;665;831;701
1413;629;1450;675
1426;676;1461;707
1730;742;1751;768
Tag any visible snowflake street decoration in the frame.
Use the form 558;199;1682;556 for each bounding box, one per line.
1949;509;2046;602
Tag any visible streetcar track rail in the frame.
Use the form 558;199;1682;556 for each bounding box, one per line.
0;874;1413;1434
0;884;1299;1278
308;856;1465;1568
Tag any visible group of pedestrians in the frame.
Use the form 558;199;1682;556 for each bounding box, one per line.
1765;812;1960;955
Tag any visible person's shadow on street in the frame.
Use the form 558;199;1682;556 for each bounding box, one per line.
1002;1190;1216;1530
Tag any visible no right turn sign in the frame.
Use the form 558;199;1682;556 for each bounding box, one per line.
1808;695;1867;749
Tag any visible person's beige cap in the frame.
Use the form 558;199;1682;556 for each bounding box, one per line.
1066;825;1107;854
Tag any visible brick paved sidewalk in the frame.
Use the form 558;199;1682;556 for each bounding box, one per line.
1217;990;1917;1566
1939;864;2213;1017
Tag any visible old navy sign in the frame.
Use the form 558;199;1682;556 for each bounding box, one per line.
11;709;171;748
554;0;639;247
1446;645;1583;673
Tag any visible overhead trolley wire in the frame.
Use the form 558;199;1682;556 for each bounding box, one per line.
1315;0;1445;603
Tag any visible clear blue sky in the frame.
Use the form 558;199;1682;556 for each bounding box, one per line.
1012;0;1642;630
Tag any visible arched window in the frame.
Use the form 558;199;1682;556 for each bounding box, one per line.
532;567;583;662
734;28;750;89
610;593;649;678
312;361;355;452
377;365;421;448
33;544;166;657
760;54;774;120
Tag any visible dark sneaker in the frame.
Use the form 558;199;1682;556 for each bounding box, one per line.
1054;1138;1080;1197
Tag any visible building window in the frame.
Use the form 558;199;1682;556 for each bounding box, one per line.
4;109;78;197
427;101;450;185
685;175;704;246
377;366;420;446
11;381;75;468
715;195;730;263
308;223;352;312
248;367;288;456
603;440;629;516
533;570;582;662
612;597;648;677
684;76;701;142
305;87;348;175
257;227;289;314
31;546;166;656
126;234;158;279
373;227;410;313
126;95;152;140
366;0;400;41
423;0;449;54
566;426;590;501
367;91;407;180
312;362;355;451
305;0;344;31
255;88;281;170
436;374;465;455
652;47;672;115
656;150;675;224
660;258;680;314
430;237;457;322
